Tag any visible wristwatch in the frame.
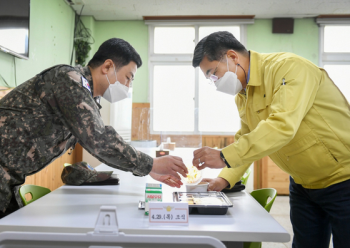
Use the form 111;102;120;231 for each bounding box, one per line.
220;151;231;168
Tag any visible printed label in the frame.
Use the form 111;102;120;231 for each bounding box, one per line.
149;202;189;226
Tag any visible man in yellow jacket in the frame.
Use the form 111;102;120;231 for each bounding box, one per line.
192;31;350;247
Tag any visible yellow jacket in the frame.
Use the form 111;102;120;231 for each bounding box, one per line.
219;50;350;189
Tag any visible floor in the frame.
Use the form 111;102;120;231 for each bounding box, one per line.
263;196;333;248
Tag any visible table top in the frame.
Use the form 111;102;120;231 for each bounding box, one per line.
0;147;290;242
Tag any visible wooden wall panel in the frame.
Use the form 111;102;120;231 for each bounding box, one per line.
202;136;235;148
132;103;151;141
255;156;290;195
261;157;269;189
253;160;260;190
266;157;290;195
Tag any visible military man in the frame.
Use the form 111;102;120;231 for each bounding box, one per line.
0;38;188;218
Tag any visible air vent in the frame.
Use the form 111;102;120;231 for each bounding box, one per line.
272;18;294;34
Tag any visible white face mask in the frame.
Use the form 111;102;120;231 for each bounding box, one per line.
215;56;243;96
103;64;129;103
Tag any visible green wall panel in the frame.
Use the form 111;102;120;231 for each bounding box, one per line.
80;16;96;64
247;18;319;66
0;0;74;87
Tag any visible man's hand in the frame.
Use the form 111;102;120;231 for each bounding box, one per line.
149;172;182;188
201;178;229;192
192;146;226;170
151;155;188;181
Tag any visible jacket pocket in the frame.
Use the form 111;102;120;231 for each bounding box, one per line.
253;102;271;121
279;132;340;185
283;133;317;157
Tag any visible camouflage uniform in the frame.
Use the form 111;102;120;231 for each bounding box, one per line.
0;65;153;216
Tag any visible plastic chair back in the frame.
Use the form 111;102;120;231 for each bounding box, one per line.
241;167;252;185
244;188;278;248
19;185;51;206
250;188;277;213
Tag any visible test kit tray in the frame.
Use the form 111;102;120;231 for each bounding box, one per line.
173;192;233;215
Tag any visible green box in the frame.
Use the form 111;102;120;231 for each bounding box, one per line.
145;184;162;216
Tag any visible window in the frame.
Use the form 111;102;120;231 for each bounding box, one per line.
153;65;195;132
147;20;253;134
0;29;28;54
318;18;350;101
323;26;350;53
154;27;195;54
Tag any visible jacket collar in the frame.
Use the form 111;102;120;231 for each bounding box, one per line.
247;50;263;87
79;65;102;109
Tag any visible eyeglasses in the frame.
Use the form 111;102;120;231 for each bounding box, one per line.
208;56;224;83
125;76;133;88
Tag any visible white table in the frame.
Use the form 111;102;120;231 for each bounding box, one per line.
0;148;290;247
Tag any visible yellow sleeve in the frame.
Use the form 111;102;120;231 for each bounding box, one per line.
219;119;252;188
221;58;321;170
219;163;252;189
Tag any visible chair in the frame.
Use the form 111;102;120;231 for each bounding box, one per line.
241;167;252;185
250;188;277;212
244;188;278;248
19;185;51;206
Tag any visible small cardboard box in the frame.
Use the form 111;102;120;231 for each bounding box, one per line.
145;183;162;216
162;142;176;151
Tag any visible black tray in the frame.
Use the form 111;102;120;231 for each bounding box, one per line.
173;192;233;215
222;180;245;193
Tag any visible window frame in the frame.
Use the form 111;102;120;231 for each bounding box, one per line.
146;19;253;135
317;18;350;68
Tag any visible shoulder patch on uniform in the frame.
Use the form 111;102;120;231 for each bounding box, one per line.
81;76;91;94
86;164;94;171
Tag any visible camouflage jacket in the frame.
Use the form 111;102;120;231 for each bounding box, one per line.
0;65;153;213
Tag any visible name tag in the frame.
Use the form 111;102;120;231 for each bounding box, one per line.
149;202;189;226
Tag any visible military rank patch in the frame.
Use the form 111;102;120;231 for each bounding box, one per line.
81;76;91;94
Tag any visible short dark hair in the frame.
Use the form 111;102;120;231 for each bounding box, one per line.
88;38;142;69
192;31;248;68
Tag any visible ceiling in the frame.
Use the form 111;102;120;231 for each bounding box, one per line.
67;0;350;21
